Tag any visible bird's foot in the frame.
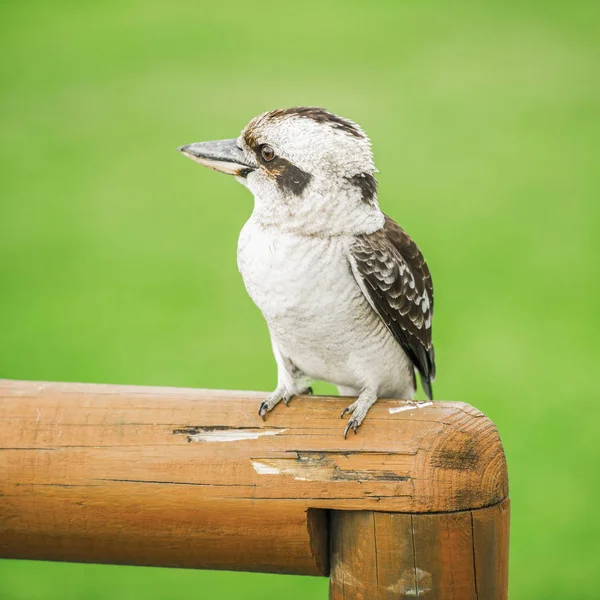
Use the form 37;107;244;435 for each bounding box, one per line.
340;392;377;439
258;386;313;421
259;390;290;421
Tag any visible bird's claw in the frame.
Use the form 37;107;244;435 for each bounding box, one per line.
341;399;366;438
259;390;294;419
343;418;359;439
340;399;358;419
258;401;269;421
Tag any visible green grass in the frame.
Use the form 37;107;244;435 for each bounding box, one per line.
1;0;599;598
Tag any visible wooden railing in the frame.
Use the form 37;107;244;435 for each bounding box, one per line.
0;380;509;599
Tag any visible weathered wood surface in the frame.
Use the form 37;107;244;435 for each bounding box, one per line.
0;379;508;578
330;499;510;599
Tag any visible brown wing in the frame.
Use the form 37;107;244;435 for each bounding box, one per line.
349;215;435;398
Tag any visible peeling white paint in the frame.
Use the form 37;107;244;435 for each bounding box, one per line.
250;455;410;484
387;568;433;596
389;401;433;414
251;461;282;475
189;429;286;443
252;459;326;481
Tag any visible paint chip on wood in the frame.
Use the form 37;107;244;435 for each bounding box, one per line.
250;453;410;483
251;461;282;475
389;401;433;414
188;429;286;442
387;567;433;596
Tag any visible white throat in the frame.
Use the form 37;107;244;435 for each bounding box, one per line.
248;179;384;237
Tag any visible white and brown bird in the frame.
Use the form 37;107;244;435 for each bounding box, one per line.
178;107;435;437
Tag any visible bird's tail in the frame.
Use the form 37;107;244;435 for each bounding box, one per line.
419;373;433;400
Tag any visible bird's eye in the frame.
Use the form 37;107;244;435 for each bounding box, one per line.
261;145;275;162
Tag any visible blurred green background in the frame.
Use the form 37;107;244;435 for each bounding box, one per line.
1;0;599;598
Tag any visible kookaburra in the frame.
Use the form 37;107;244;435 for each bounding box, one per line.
178;107;435;437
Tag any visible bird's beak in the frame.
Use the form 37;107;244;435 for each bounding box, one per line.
177;138;255;177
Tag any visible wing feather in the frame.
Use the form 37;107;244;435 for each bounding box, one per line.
349;215;435;398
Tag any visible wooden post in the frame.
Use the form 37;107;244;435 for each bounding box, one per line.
0;380;509;598
329;501;509;599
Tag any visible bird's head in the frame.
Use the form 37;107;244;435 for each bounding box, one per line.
178;107;383;235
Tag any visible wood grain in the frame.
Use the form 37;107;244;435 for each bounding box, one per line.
0;379;508;578
329;500;509;600
472;498;510;599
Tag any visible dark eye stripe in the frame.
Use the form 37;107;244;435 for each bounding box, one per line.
246;138;312;195
271;158;312;195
